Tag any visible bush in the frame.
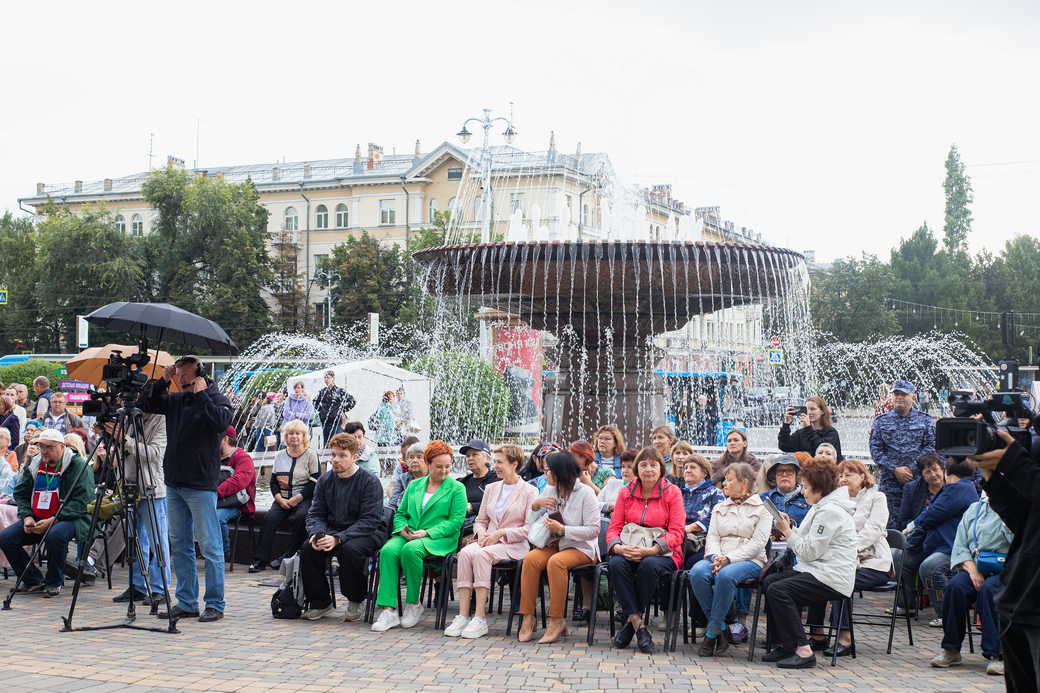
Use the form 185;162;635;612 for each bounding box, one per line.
0;360;64;391
406;352;509;442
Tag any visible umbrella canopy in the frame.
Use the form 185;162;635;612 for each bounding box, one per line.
84;302;239;355
66;344;176;387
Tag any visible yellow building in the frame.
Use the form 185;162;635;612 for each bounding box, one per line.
21;139;689;327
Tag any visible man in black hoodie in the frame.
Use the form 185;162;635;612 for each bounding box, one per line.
971;430;1039;692
142;355;232;623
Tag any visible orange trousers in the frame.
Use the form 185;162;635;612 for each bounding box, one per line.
519;545;594;619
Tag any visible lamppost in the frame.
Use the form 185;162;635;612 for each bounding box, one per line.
456;108;517;243
456;109;517;361
312;267;341;329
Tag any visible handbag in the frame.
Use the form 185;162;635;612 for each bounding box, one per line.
972;502;1006;576
619;522;664;548
528;505;565;549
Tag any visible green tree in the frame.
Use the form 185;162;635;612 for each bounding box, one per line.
406;351;509;441
943;144;974;253
326;231;408;326
810;255;899;340
0;213;39;353
142;168;273;348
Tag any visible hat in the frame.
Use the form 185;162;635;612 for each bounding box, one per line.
25;420;42;430
37;428;65;444
891;380;917;395
766;454;801;485
224;425;238;442
459;439;492;456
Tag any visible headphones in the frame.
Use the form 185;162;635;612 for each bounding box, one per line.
177;356;208;379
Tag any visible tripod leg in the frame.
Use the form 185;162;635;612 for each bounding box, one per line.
61;480;109;630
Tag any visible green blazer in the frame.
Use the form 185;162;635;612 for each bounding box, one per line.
393;475;467;556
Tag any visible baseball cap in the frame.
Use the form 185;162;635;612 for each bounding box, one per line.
37;428;65;445
224;425;238;442
459;439;492;456
890;380;917;395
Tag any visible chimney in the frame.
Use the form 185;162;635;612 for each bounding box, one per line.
413;139;421;162
103;178;113;192
272;166;281;181
574;141;582;171
547;131;557;164
303;163;312;179
367;143;383;169
353;144;363;174
74;180;83;193
36;182;45;195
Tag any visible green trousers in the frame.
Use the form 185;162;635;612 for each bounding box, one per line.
376;535;433;608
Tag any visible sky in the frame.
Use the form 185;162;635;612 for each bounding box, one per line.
1;0;1037;262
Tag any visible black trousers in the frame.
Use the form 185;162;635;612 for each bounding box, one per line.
608;554;676;618
300;534;380;608
1002;623;1040;693
764;570;845;651
255;500;311;562
320;418;339;447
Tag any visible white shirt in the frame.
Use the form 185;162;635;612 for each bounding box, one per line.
494;481;518;521
422;490;435;508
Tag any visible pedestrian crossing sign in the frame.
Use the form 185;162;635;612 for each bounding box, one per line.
767;348;785;365
0;290;7;305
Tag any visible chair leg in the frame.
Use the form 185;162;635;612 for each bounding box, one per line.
587;565;601;646
966;605;975;654
747;585;763;663
831;601;847;667
229;517;238;573
506;565;521;636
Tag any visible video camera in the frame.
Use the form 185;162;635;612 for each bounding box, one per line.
935;390;1035;456
82;350;152;421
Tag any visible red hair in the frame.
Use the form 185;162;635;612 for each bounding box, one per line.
568;440;595;467
792;451;813;466
423;440;454;465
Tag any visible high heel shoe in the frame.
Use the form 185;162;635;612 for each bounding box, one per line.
518;615;536;642
537;617;569;644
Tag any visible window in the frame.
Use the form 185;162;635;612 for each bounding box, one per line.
379;199;396;225
447;197;458;218
335;203;348;228
114;214;126;233
315;204;328;229
565;194;574;222
315;254;329;270
581;204;589;226
131;214;143;236
473;197;482;222
447;167;463;181
510;193;524;215
284;206;298;231
428;199;438;222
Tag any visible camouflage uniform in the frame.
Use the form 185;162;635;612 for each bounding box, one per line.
869;407;935;528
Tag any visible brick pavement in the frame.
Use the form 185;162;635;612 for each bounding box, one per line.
0;564;1004;693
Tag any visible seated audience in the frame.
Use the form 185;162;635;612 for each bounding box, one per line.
679;453;726;568
342;422;378;476
814;442;838;462
570;439;614;492
930;492;1014;674
371;441;466;632
824;459;892;657
387;442;426;512
387;435;420;500
301;433;385;622
599;453;636;515
607;446;685;654
0;429;94;597
250;419;320;572
896;452;946;531
650;425;677;471
669;440;695;486
710;429;760;487
594;424;626;478
689;462;772;656
762;457;857;669
459;439;499;522
757;454;811;527
444;444;537;639
216;426;257;561
518;451;600;644
520;442;559;490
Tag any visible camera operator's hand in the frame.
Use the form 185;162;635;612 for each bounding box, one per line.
968;429;1014;478
190;377;207;394
162;364;177;382
894;466;914;484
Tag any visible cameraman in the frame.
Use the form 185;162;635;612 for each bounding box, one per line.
970;431;1039;693
142;356;232;623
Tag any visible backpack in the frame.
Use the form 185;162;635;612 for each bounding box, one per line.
217;464;250;509
270;553;305;619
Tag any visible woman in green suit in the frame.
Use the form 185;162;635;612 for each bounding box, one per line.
371;440;467;632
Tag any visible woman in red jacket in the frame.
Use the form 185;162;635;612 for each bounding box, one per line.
606;446;686;654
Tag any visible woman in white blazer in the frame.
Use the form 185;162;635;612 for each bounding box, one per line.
444;444;538;639
823;458;893;657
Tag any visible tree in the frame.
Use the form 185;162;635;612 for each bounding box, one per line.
0;213;39;353
326;231;409;327
810;255;899;341
142;168;273;349
406;351;509;441
943;144;974;253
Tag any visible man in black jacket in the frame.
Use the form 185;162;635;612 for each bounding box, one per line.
142;356;232;623
312;371;352;448
300;432;384;622
971;430;1039;692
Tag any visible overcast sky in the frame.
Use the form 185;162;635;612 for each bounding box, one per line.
2;0;1036;261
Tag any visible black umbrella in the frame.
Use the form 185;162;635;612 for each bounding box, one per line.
84;302;239;355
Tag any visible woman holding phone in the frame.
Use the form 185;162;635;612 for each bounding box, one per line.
778;396;842;460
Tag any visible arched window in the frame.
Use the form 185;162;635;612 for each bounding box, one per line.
131;214;143;236
428;199;438;222
447;197;458;218
315;204;328;229
284;206;298;231
335;203;348;228
114;214;126;233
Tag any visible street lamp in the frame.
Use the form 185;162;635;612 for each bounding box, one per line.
312;267;341;329
455;107;518;244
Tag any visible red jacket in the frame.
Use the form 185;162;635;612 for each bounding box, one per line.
607;478;686;568
218;447;257;516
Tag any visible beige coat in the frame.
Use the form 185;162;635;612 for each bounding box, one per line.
704;494;772;567
474;479;539;557
849;486;892;574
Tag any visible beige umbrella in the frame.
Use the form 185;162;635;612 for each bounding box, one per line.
66;344;176;388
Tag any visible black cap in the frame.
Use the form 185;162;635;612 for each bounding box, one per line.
459;439;492;456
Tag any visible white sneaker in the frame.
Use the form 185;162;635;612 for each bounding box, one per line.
444;614;470;637
370;609;400;632
343;601;363;622
303;605;333;621
400;602;425;628
460;616;488;639
929;617;943;628
986;659;1004;676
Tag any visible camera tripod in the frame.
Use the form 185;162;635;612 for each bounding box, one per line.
1;400;178;635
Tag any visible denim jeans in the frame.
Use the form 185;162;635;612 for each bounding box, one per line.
942;570;1003;658
130;498;171;596
689;558;761;636
0;519;77;588
215;507;241;558
166;485;225;612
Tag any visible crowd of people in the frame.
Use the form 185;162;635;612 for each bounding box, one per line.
0;371;1035;688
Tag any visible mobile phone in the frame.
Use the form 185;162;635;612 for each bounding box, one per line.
793;406;808;415
762;497;785;523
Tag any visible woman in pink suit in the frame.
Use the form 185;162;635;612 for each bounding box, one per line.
444;444;538;639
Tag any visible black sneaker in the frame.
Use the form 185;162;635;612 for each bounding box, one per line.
248;561;268;573
571;607;591;623
156;604;200;620
635;626;654;654
43;585;62;598
112;587;149;603
613;621;635;649
199;607;224;622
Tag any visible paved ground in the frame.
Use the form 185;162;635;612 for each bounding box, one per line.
0;564;1004;693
